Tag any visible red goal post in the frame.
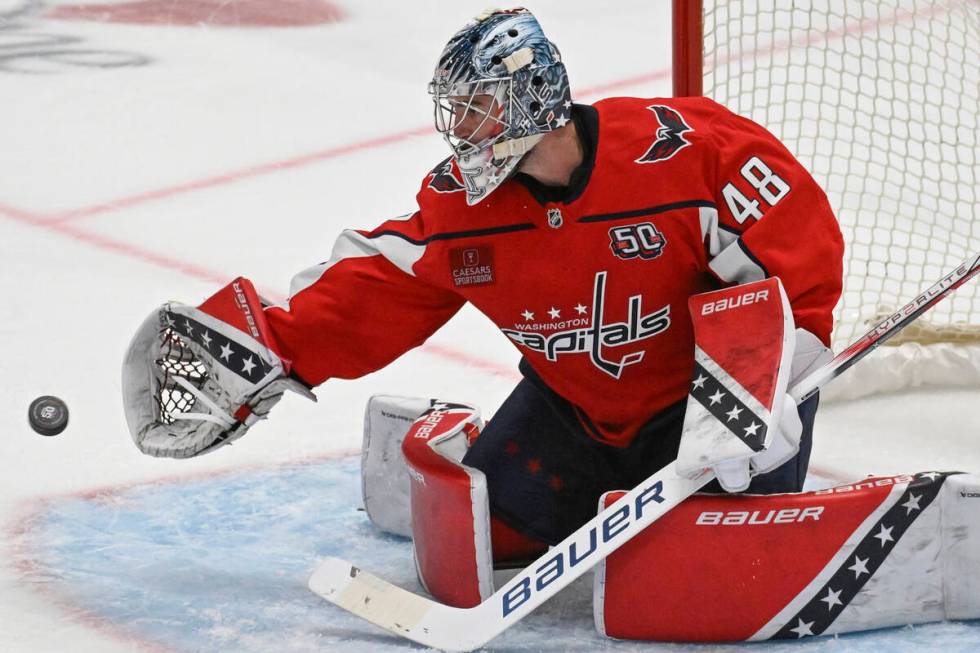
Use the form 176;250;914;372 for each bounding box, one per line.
671;0;980;400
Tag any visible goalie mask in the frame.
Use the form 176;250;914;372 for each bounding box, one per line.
429;8;572;205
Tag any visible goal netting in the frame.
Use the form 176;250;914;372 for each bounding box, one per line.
674;0;980;399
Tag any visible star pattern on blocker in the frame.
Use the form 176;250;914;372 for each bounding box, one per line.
771;472;956;640
165;311;273;383
688;361;767;452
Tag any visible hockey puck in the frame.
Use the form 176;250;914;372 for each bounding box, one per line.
28;396;69;436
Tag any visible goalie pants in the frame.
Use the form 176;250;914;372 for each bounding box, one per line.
461;358;819;545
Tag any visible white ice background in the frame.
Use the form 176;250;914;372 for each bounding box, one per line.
1;1;978;652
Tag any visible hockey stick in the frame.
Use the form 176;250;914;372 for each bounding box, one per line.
309;251;979;652
792;252;980;404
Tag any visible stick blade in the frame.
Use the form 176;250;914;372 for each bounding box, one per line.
309;557;474;651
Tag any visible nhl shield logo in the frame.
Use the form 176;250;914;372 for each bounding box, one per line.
547;207;563;229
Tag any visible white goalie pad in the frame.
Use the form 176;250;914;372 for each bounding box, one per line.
360;395;485;538
361;395;433;537
942;473;980;619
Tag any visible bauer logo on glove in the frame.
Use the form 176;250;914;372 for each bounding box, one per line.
122;278;315;459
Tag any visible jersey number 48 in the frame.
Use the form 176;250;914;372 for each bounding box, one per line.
721;156;791;224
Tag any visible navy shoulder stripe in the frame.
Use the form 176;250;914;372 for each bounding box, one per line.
579;199;716;224
368;223;537;246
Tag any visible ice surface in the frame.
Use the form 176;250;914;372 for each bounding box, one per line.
1;1;977;651
12;456;980;652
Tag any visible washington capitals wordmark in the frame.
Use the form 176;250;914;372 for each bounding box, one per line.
501;271;670;379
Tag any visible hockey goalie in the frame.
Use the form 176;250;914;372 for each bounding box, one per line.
121;7;980;646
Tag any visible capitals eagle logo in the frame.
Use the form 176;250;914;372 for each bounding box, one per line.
635;105;693;164
427;157;466;193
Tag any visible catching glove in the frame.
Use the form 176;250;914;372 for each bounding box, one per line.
122;278;314;458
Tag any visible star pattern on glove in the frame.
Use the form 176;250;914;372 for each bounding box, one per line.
166;311;273;382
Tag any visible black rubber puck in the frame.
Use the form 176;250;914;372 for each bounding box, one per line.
28;396;69;436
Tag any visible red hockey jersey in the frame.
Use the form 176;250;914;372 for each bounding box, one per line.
264;96;844;447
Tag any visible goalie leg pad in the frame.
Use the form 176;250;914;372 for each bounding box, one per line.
594;472;980;641
360;395;436;537
399;401;492;608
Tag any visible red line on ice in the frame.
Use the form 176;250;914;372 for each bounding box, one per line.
36;78;668;227
0;201;232;286
32;0;960;227
0;1;954;378
47;0;345;27
43;125;434;225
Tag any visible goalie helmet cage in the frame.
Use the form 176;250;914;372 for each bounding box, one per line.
672;0;980;400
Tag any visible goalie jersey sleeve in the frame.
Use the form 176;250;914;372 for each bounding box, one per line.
701;102;844;344
263;217;465;385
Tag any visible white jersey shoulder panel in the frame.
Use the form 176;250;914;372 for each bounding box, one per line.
280;229;427;311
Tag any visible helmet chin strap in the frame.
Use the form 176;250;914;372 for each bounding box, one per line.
459;132;542;206
492;133;543;159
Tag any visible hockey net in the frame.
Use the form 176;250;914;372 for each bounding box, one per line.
674;0;980;400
